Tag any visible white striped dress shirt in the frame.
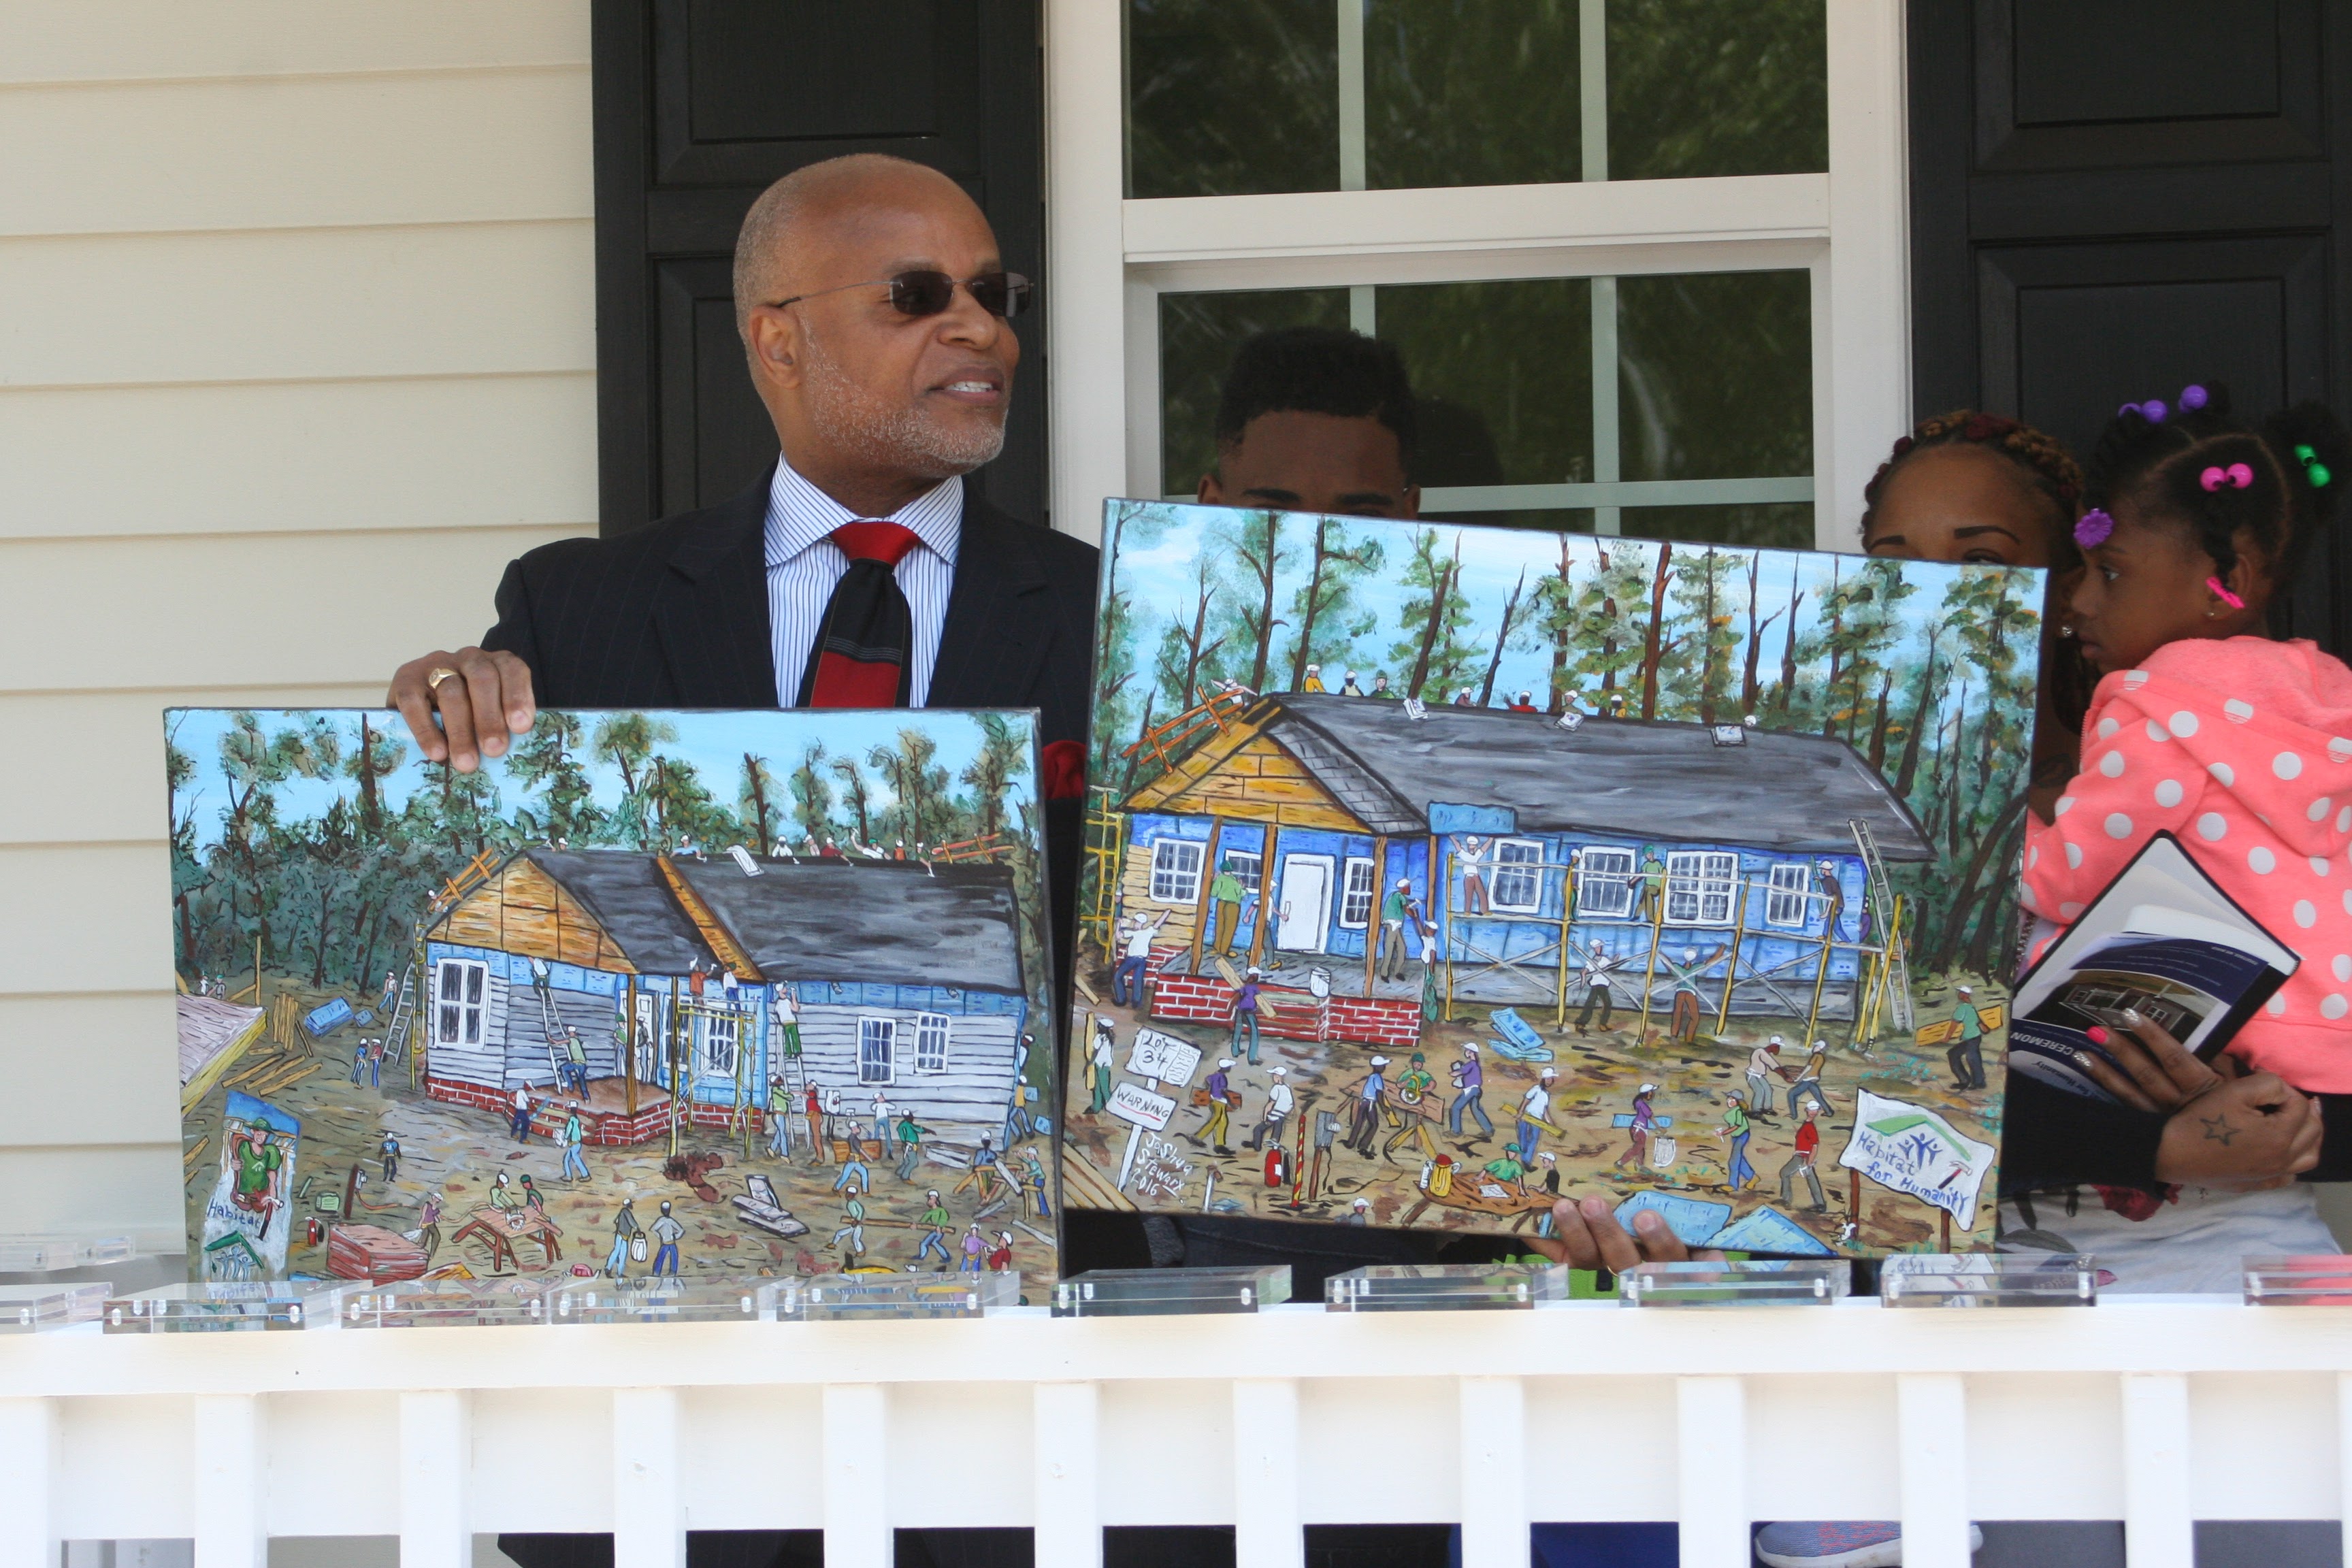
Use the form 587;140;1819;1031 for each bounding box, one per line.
762;459;962;707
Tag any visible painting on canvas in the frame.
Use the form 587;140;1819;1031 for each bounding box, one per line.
1065;500;2041;1257
168;707;1058;1287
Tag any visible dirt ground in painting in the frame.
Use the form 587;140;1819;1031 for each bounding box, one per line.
1065;961;2008;1254
182;978;1056;1288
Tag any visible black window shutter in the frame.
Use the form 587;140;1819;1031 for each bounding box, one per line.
593;0;1047;535
1908;0;2352;653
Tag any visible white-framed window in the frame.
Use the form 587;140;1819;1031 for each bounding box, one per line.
701;1010;739;1078
1045;2;1906;557
915;1012;951;1073
1573;847;1637;919
1222;849;1263;896
1665;851;1740;926
1490;839;1546;914
1337;856;1376;928
1150;837;1204;903
858;1017;896;1084
1765;862;1812;928
434;960;487;1047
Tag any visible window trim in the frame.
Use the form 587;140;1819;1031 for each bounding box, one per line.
1487;837;1548;915
1338;855;1376;930
1765;862;1812;929
858;1015;896;1086
1573;846;1638;921
1664;850;1740;928
1149;836;1205;904
1222;848;1264;897
434;958;488;1049
915;1011;951;1074
701;1009;740;1079
1042;0;1907;555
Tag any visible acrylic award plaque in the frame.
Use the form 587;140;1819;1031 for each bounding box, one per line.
105;1279;346;1333
1620;1258;1849;1307
1324;1262;1568;1311
1881;1252;2097;1307
762;1271;1018;1320
1050;1264;1291;1316
2243;1255;2352;1306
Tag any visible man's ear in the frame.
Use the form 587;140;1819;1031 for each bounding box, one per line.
1197;468;1225;505
1399;483;1422;521
746;308;804;392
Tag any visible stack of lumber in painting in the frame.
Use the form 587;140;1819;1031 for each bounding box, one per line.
328;1223;427;1284
176;994;266;1109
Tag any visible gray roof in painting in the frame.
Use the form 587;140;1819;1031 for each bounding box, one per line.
1250;694;1934;860
669;858;1026;994
517;849;718;975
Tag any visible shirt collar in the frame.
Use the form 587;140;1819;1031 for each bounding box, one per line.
763;457;964;569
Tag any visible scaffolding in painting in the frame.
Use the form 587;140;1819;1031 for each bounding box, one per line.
1434;819;1915;1051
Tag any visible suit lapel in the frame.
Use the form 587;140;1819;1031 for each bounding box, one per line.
653;477;779;708
928;492;1055;710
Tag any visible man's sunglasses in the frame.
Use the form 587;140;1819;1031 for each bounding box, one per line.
768;270;1032;321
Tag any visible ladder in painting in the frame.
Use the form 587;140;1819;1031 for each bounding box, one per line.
1850;818;1914;1031
380;926;429;1078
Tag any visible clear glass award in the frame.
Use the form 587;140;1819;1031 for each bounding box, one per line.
760;1271;1018;1321
104;1280;346;1333
1051;1265;1291;1317
338;1276;555;1328
1620;1258;1849;1307
1881;1253;2097;1307
0;1235;135;1273
551;1276;771;1326
1325;1262;1569;1311
2243;1255;2352;1305
0;1281;110;1332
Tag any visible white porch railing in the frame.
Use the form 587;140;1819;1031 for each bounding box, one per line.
5;1299;2350;1568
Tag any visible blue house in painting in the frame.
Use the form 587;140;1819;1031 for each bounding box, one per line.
1115;694;1931;1045
417;851;1029;1145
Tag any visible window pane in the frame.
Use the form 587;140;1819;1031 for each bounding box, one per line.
1621;504;1812;551
1160;289;1351;495
1128;0;1337;198
1606;0;1827;180
1365;0;1581;191
1418;507;1597;536
1377;279;1593;487
1617;270;1811;482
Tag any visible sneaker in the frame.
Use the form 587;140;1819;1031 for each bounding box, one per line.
1752;1521;1983;1567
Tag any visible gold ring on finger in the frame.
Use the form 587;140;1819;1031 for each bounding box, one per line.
425;666;461;693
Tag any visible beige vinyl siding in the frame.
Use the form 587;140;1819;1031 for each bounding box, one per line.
0;2;594;1241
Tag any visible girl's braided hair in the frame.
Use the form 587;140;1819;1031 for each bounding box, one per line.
1862;409;2087;563
2083;382;2351;636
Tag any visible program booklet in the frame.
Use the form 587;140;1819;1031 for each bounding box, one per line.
2008;832;2300;1103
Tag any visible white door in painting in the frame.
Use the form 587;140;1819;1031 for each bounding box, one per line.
1275;855;1334;952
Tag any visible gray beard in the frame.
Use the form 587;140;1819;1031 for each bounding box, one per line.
802;325;1007;479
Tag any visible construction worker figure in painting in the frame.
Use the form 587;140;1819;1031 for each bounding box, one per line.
1207;859;1245;956
1448;1042;1493;1141
1246;1064;1292;1151
1778;1101;1827;1213
1575;946;1622;1032
1377;878;1414;980
1948;984;1989;1090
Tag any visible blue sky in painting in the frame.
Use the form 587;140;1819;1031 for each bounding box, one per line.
165;708;1039;849
1105;501;2042;713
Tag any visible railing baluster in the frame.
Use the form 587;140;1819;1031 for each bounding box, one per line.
1232;1379;1301;1568
1034;1382;1102;1568
1458;1377;1526;1568
2121;1373;2192;1568
0;1398;56;1568
1676;1376;1746;1567
825;1384;891;1568
192;1394;265;1568
613;1388;683;1568
1897;1372;1970;1568
400;1390;471;1568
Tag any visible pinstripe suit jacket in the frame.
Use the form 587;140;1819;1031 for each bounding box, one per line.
479;472;1099;930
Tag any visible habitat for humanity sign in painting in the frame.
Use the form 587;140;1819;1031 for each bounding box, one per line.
1065;500;2041;1257
166;707;1057;1287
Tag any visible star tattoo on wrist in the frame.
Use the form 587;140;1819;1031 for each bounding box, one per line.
2200;1113;2238;1146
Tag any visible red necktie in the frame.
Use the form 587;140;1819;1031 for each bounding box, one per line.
799;521;922;708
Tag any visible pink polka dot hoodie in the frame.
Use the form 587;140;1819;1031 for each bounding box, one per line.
2023;636;2352;1091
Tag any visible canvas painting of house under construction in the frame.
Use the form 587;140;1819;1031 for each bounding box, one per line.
1067;500;2042;1258
167;707;1057;1289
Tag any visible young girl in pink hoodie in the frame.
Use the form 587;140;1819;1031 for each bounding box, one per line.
2011;385;2351;1288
